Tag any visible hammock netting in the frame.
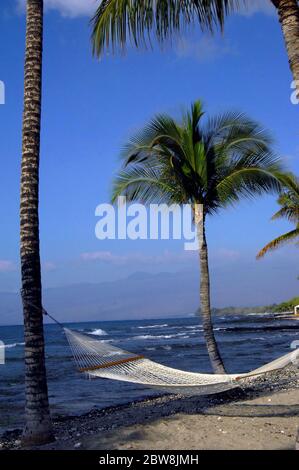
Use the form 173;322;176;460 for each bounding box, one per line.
64;328;299;396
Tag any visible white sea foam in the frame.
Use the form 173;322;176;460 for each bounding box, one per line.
137;324;168;329
133;332;191;340
89;329;108;336
0;342;25;349
132;334;177;340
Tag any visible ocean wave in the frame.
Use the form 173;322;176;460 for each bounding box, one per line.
0;342;25;349
224;325;299;333
137;324;168;329
247;312;274;317
88;329;108;336
132;332;192;340
132;334;174;340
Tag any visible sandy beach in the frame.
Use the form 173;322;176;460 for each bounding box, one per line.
83;388;299;451
1;365;298;451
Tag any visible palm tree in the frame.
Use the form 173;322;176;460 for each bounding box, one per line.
111;100;284;373
20;0;54;445
257;174;299;258
91;1;299;93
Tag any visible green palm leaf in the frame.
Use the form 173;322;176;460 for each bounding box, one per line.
257;174;299;258
257;226;299;259
112;100;285;214
92;0;246;56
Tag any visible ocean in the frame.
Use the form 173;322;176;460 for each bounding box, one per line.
0;313;298;432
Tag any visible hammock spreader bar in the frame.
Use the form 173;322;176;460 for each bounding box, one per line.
78;355;145;372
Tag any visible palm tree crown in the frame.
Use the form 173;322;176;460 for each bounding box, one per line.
257;174;299;258
112;101;283;209
112;100;285;373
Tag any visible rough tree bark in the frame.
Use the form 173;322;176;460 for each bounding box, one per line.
20;0;54;446
195;204;226;374
272;0;299;98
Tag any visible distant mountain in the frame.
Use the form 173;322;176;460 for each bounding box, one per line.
1;271;297;326
0;271;199;326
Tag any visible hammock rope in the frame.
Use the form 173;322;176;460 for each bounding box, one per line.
20;299;299;396
64;327;299;396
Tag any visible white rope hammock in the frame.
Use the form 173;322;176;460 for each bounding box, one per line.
64;328;299;396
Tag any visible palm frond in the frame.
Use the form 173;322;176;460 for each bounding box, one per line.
257;227;299;259
92;0;245;56
112;101;287;223
216;166;283;207
111;161;187;205
121;113;185;166
204;111;274;159
271;203;299;223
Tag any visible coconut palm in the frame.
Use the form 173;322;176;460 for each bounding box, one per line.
92;1;299;92
20;0;54;445
257;174;299;258
111;100;284;373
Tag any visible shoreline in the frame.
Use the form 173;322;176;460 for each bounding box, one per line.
1;365;298;450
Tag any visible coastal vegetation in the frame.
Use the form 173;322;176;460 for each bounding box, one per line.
267;296;299;313
111;100;286;373
196;296;299;316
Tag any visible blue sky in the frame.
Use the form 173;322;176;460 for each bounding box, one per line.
0;0;298;306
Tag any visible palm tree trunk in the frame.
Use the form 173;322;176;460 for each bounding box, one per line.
20;0;54;446
273;0;299;97
195;204;226;374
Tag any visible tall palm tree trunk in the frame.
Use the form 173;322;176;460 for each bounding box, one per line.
20;0;54;446
273;0;299;96
195;204;226;374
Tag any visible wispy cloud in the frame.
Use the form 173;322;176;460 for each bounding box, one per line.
213;249;240;261
80;250;196;266
17;0;100;17
239;0;275;17
43;261;57;272
80;248;240;266
0;260;16;272
175;36;236;63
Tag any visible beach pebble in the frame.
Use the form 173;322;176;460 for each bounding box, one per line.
14;440;21;446
74;442;81;448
